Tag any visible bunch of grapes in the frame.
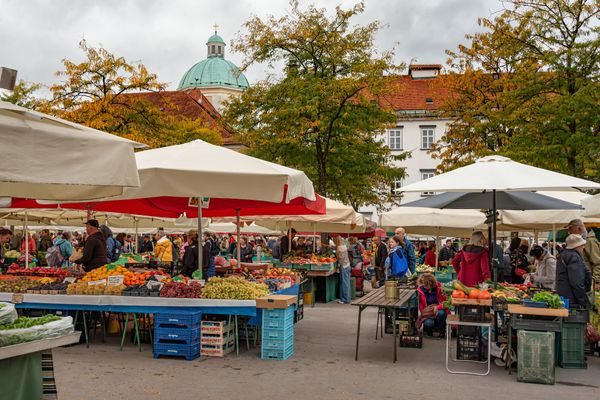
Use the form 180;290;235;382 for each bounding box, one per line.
159;281;202;298
201;276;270;300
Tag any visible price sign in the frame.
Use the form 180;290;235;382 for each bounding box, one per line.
63;277;77;284
154;275;167;282
107;275;124;286
88;279;106;286
11;293;24;304
146;280;164;291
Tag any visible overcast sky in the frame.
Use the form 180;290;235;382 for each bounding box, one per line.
1;0;503;92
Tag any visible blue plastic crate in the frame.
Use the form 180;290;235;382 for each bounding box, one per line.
155;312;202;329
522;299;549;308
153;342;200;361
261;342;294;360
262;307;295;320
155;327;201;345
262;327;294;342
262;336;294;351
262;316;294;331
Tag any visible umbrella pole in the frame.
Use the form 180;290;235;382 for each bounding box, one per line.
492;190;498;289
288;222;292;253
313;223;316;253
134;217;139;254
435;231;439;268
198;199;203;279
236;209;241;265
24;211;29;267
552;223;556;254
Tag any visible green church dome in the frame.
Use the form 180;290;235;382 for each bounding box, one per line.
177;31;249;91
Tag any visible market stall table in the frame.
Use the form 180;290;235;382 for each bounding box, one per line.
305;269;337;306
0;332;81;400
352;286;416;363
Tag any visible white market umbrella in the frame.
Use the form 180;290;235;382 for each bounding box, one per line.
400;155;600;283
206;222;282;236
400;155;600;193
114;139;315;203
379;207;487;237
217;197;366;252
0;101;142;201
583;194;600;218
109;139;316;272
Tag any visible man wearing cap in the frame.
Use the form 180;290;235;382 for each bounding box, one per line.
556;234;590;307
76;219;107;271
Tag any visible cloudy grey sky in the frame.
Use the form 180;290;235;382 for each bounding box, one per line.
1;0;503;91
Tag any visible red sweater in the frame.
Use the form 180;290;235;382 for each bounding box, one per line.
424;250;436;267
452;245;490;287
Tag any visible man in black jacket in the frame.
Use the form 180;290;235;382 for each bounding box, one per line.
438;239;455;263
77;219;107;271
556;234;590;308
373;235;388;287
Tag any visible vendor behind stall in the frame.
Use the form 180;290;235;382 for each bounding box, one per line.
528;245;556;290
417;273;447;337
76;219;107;271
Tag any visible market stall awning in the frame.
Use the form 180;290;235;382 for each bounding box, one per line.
6;194;326;219
0;100;142;200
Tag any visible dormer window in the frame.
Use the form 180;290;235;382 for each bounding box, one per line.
425;98;433;104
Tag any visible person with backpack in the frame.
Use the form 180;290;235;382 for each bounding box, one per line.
385;236;411;278
100;225;120;264
47;231;73;267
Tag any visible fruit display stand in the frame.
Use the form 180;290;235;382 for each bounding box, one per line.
505;304;568;382
0;332;81;400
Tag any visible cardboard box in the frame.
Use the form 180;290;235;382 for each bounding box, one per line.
256;294;297;309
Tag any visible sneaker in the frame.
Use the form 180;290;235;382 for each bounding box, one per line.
336;300;344;304
438;331;446;339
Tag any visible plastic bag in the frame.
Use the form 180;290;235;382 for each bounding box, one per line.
0;316;74;347
0;302;17;325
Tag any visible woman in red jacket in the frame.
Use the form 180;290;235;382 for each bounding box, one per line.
424;243;437;267
417;273;447;337
452;231;490;287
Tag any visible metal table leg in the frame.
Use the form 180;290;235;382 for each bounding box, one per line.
355;306;364;361
120;313;129;351
392;307;397;363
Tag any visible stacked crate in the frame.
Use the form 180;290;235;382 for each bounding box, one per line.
200;320;235;357
261;307;295;360
560;308;588;369
257;294;297;360
153;311;202;361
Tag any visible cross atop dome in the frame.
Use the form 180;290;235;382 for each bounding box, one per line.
207;27;225;58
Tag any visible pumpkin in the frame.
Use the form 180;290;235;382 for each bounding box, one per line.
452;290;466;299
468;289;481;299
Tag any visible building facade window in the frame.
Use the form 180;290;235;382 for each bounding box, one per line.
391;179;404;196
211;45;216;54
420;170;435;196
420;126;435;150
387;128;403;151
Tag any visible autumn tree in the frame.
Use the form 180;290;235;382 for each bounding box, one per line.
0;80;42;109
225;1;406;209
40;40;222;148
433;0;600;180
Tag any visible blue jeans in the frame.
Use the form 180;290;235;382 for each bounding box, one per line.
423;309;447;333
207;257;216;278
340;266;351;304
